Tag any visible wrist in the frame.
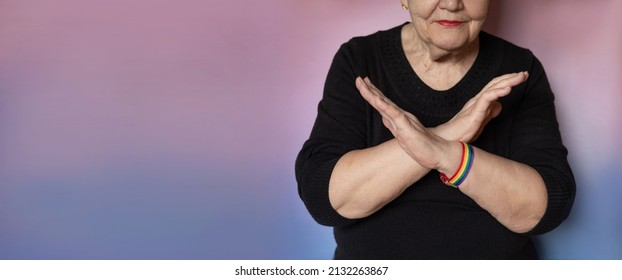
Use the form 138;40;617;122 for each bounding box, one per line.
437;141;475;188
436;141;463;175
430;123;453;141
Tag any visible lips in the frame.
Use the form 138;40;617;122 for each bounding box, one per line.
436;20;463;27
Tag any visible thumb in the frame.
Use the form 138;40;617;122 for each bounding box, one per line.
491;102;503;118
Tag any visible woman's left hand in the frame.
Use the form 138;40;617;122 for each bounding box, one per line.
355;77;451;170
434;72;529;142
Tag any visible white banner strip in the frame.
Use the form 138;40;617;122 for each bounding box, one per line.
0;260;620;280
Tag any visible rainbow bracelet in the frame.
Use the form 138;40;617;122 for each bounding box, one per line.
439;142;474;188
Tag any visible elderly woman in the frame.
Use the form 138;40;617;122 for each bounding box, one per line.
295;0;575;259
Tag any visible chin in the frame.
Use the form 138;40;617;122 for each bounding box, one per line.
431;36;471;52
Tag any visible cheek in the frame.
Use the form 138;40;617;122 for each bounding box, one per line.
465;0;490;20
410;0;437;20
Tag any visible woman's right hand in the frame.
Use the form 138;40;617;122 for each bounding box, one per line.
432;72;529;142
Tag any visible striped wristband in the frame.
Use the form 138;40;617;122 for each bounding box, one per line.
439;142;474;188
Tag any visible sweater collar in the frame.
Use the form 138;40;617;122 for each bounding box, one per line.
379;22;497;125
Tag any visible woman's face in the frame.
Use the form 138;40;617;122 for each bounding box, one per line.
401;0;490;52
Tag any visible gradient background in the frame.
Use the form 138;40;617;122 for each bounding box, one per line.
0;0;620;259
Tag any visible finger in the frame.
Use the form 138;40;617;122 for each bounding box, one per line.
363;77;393;104
481;86;512;103
481;71;528;93
357;77;388;107
369;92;413;133
361;77;391;101
381;116;397;134
360;77;401;118
481;73;519;92
491;102;503;118
473;87;511;113
356;76;375;102
359;77;426;134
357;77;390;113
489;72;527;89
492;71;528;90
485;71;528;92
356;77;401;123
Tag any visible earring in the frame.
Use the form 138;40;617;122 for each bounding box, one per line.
402;4;408;10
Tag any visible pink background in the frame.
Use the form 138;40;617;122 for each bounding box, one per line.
0;1;620;259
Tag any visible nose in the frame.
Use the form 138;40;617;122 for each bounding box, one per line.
439;0;464;11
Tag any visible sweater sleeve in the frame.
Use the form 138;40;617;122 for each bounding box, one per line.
295;40;370;227
508;56;576;235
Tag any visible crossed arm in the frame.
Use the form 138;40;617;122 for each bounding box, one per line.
328;72;548;233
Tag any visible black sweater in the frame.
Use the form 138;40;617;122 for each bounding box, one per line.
295;23;575;259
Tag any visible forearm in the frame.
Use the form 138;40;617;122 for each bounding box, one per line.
329;138;431;219
438;143;548;233
327;119;473;219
